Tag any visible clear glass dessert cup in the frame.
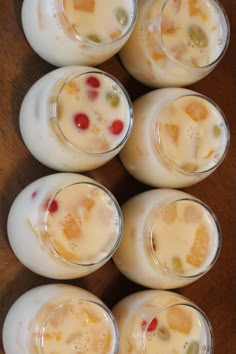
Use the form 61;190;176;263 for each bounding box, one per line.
3;284;119;354
119;87;230;188
119;0;230;87
112;289;214;354
20;66;133;172
113;188;221;289
21;0;137;66
7;173;123;279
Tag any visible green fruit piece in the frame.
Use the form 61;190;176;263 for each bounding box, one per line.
213;125;222;137
188;25;208;48
115;8;129;26
187;341;200;354
106;91;120;107
87;34;101;43
172;256;183;273
157;326;170;340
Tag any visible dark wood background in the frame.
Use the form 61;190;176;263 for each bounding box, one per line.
0;1;235;353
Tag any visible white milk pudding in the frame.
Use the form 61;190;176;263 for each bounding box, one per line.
7;173;122;279
113;189;221;289
20;66;133;171
119;88;229;188
112;290;213;354
119;0;229;87
3;284;119;354
21;0;137;66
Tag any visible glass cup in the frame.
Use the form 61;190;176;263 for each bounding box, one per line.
21;0;137;66
119;87;229;188
112;289;213;354
119;0;230;87
7;173;123;279
20;66;133;171
113;188;221;289
3;284;119;354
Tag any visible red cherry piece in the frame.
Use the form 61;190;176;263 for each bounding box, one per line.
141;318;158;332
87;90;99;100
48;200;58;214
74;113;90;130
86;76;100;88
31;191;38;199
110;120;124;135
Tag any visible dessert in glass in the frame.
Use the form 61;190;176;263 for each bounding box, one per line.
113;188;221;289
3;283;119;354
7;173;122;279
119;88;229;188
119;0;230;87
21;0;137;66
20;66;133;171
112;289;213;353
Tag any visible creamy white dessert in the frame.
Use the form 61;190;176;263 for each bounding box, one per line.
113;188;221;289
21;0;137;66
119;0;229;87
112;290;213;354
20;66;133;171
7;173;122;279
119;88;229;188
3;284;119;354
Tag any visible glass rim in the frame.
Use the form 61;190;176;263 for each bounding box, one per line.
43;181;123;267
39;298;119;354
153;92;230;176
141;301;214;353
159;0;230;70
145;197;222;279
50;69;133;156
57;0;137;46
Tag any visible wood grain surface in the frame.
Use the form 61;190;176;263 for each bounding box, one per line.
0;1;235;353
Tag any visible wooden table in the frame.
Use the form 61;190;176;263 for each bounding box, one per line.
0;1;235;353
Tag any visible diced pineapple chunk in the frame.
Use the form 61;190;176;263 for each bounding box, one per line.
62;214;81;239
163;123;179;144
183;203;203;223
189;0;208;21
160;203;177;224
186;223;210;267
167;306;193;334
52;239;79;262
185;101;208;122
152;51;166;61
73;0;95;12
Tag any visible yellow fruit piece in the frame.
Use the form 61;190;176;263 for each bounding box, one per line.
160;203;177;224
127;340;134;353
183;204;203;223
82;197;95;214
65;81;80;95
185;101;208;122
152;51;166;61
62;214;81;240
110;29;122;40
167;306;193;334
163;123;179;144
181;163;198;173
103;333;112;352
161;17;179;35
188;0;208;21
172;256;183;273
186;223;210;267
83;306;100;323
52;239;79;262
72;0;95;12
204;150;214;159
56;101;63;120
